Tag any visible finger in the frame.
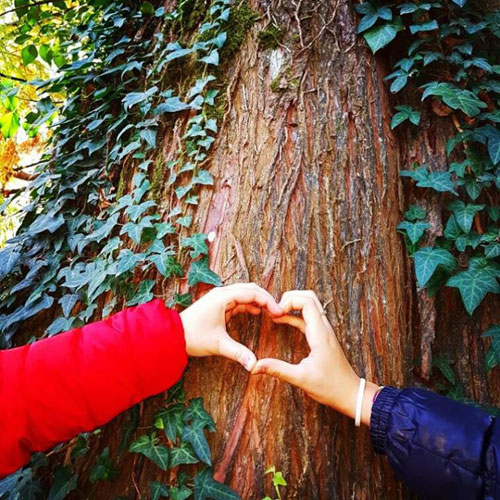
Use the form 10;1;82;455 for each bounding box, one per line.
223;284;283;316
271;314;306;333
217;336;257;372
282;290;332;328
278;292;325;347
252;358;303;386
225;304;262;321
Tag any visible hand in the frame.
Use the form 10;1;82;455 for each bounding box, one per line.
180;283;284;372
252;290;380;425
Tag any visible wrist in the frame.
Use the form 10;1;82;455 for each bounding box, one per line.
361;381;380;427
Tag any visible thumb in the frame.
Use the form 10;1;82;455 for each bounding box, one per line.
217;336;257;372
252;358;301;386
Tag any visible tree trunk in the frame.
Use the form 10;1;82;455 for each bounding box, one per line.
74;0;499;499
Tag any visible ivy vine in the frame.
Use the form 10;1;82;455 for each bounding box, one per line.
356;0;499;375
0;0;257;497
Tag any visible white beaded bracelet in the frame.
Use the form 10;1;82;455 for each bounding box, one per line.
355;377;366;427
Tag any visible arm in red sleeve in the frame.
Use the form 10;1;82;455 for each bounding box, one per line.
0;299;188;478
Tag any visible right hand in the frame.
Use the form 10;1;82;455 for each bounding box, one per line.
251;290;379;425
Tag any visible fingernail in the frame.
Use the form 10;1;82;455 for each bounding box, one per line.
242;355;255;372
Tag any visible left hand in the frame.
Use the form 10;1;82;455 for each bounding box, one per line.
180;283;284;372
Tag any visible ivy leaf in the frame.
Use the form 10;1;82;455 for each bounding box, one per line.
422;82;487;117
116;249;144;274
121;217;154;244
412;247;457;288
484;243;500;259
89;447;120;483
129;434;169;470
155;222;176;238
397;221;430;244
21;44;38;65
355;3;393;34
181;423;212;465
0;245;21;277
170;485;193;500
154;96;191;114
447;268;500;315
47;466;78;500
89;213;120;242
272;472;287;487
391;105;421;129
405;205;426;221
452;0;467;7
486;126;500;165
188;257;222;287
123;86;158;111
126;280;156;307
409;20;438;34
182;233;209;259
151;482;169;500
46;316;75;336
126;200;156;222
447;201;485;233
155;403;184;441
176;215;192;227
140;128;157;149
482;325;500;372
200;50;219;66
170;442;199;467
59;293;80;317
150;254;183;278
418;171;457;194
183;398;216;430
173;292;192;307
192;170;214;185
194;469;240;500
363;19;403;54
401;166;457;194
30;213;65;234
432;356;456;384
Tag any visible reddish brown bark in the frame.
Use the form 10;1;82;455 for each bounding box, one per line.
73;0;499;498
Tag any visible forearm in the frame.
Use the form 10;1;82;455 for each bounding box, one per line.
0;299;187;478
369;386;500;500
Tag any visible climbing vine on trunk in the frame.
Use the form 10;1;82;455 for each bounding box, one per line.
0;0;258;497
355;0;500;379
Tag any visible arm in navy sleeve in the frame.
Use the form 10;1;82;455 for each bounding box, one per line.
370;387;500;500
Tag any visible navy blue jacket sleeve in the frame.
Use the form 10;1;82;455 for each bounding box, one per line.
370;386;500;500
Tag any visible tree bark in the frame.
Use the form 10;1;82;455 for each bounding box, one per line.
73;0;499;498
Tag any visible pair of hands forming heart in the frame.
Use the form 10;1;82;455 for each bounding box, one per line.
179;283;379;426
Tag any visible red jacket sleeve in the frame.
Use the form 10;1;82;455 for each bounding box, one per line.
0;299;187;478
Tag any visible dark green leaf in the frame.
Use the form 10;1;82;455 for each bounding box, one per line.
170;442;199;467
397;221;430;244
151;482;169;500
182;233;209;259
482;325;500;372
181;423;212;465
363;19;403;54
447;201;485;233
129;434;169;470
188;257;222;287
89;447;120;483
47;466;78;500
194;469;240;500
412;247;457;288
155;403;184;441
447;268;500;315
